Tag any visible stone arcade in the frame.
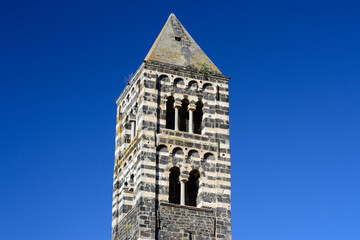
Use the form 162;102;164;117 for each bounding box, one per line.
111;13;231;240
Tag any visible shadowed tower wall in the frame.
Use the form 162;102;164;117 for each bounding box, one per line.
111;13;231;240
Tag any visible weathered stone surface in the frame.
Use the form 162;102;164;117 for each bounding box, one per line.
111;13;231;240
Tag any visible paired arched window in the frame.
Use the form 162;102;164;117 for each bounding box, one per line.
165;98;203;134
168;167;200;207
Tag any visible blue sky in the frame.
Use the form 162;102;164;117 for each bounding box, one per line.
1;1;360;239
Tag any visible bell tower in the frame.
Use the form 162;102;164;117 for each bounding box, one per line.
112;13;231;239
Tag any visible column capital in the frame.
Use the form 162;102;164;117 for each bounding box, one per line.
188;104;196;111
174;102;182;108
179;176;188;182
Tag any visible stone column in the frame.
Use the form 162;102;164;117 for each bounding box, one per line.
130;121;135;140
188;105;196;133
174;106;180;131
188;110;193;133
180;179;187;206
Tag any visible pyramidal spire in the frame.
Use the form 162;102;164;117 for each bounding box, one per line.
145;13;221;74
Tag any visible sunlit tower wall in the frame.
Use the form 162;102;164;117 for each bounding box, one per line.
111;13;231;240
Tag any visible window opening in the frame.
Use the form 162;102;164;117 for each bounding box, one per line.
179;99;189;132
193;101;203;134
166;97;175;130
169;167;180;204
186;170;200;206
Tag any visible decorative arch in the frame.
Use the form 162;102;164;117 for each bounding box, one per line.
158;74;169;80
172;147;184;157
157;144;169;154
202;83;214;92
174;78;185;88
188;150;200;159
203;152;215;161
188;80;198;91
157;74;170;90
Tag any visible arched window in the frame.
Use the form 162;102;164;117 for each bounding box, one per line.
174;78;185;88
204;152;215;161
188;150;200;159
157;75;169;90
188;80;198;91
172;147;184;157
169;167;180;204
202;83;214;92
186;170;200;206
157;145;169;153
179;99;189;132
166;97;175;130
193;101;203;134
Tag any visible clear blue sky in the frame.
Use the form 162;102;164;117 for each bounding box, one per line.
1;1;360;239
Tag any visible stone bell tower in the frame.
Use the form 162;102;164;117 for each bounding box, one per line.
111;13;231;239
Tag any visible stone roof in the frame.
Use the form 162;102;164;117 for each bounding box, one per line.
144;13;221;74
